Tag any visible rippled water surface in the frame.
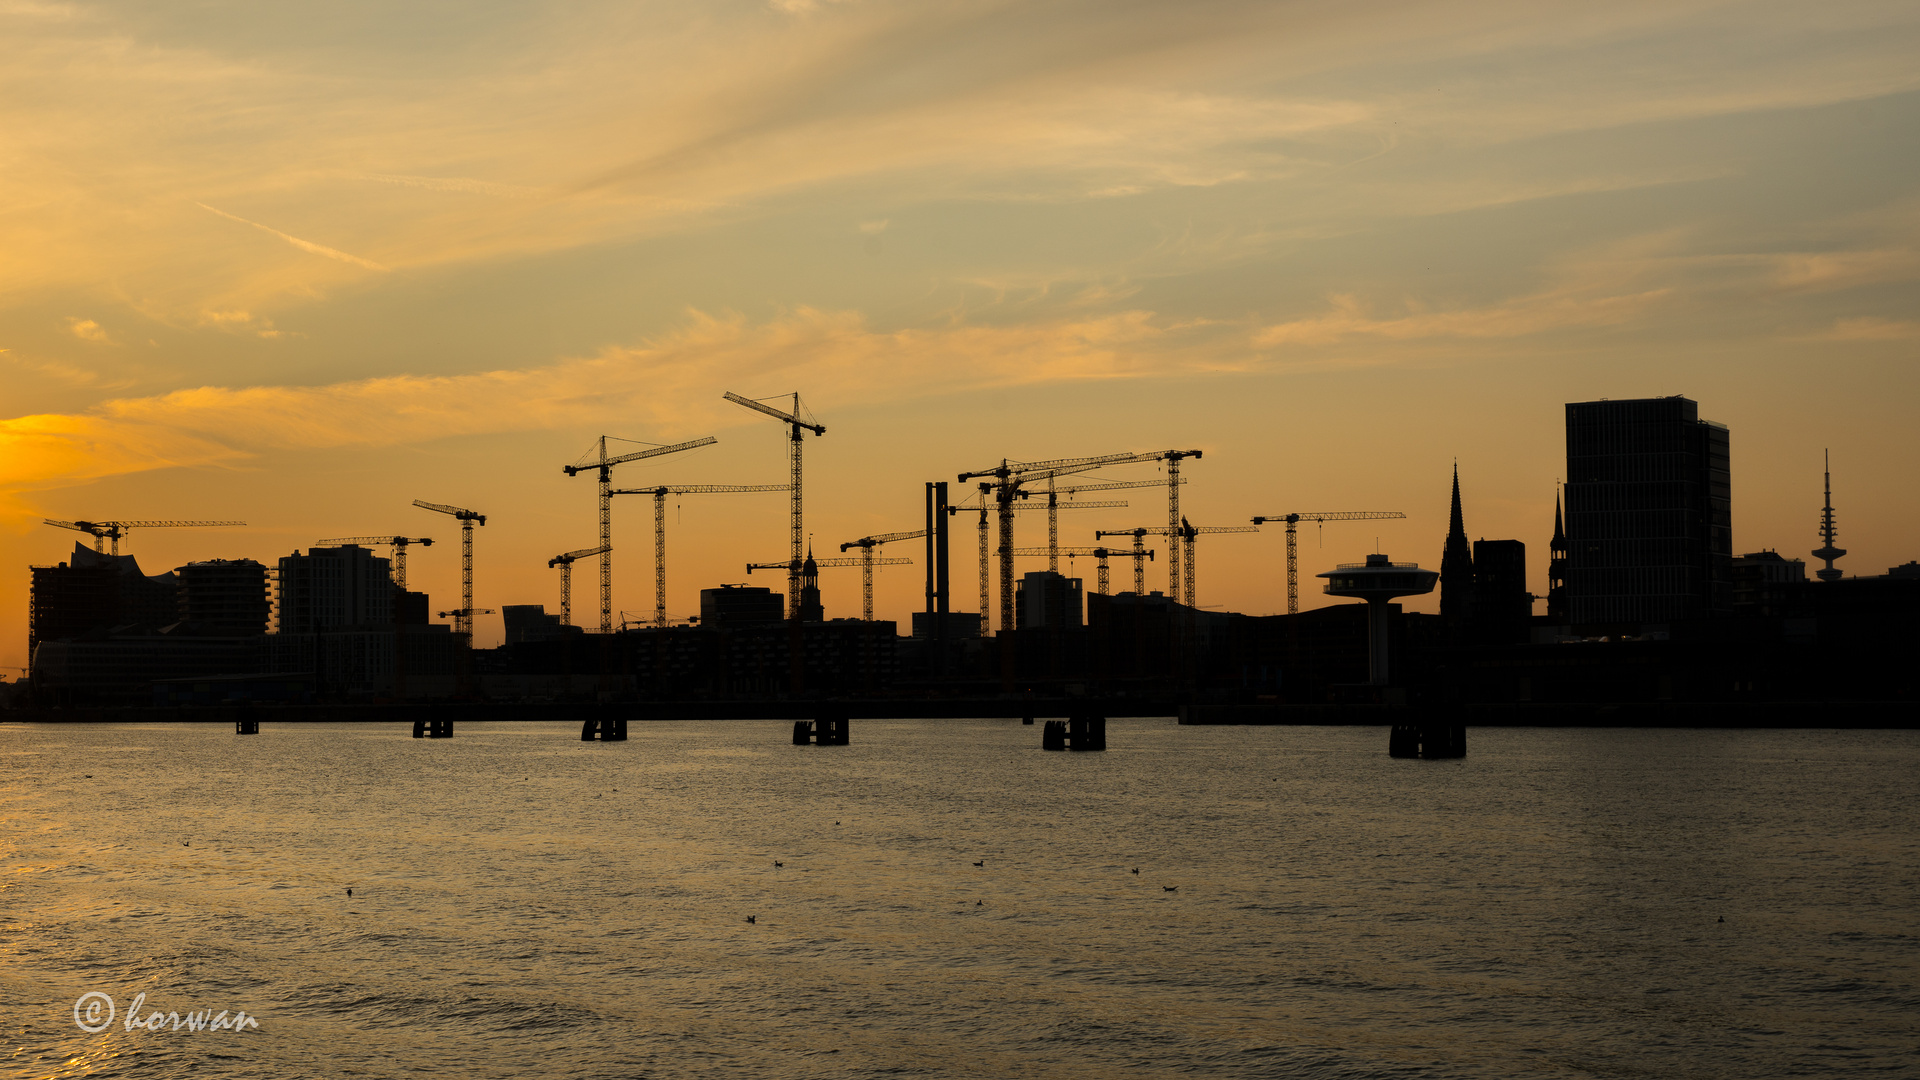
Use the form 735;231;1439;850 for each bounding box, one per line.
2;720;1915;1079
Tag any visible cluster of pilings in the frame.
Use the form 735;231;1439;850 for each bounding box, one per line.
1389;721;1465;759
1041;715;1107;751
581;715;628;741
412;717;454;739
793;715;850;745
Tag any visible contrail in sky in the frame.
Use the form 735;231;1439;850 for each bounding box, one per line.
194;202;389;271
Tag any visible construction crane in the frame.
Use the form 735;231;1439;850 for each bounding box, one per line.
412;500;486;637
724;391;825;620
43;519;244;555
317;536;433;588
610;484;786;627
1033;477;1176;572
1249;511;1407;614
747;554;908;620
948;485;1129;633
958;451;1170;634
1098;520;1257;612
1093;528;1158;595
840;530;926;621
564;434;718;634
1003;545;1152;596
548;545;611;626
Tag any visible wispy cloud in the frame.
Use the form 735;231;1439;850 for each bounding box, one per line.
0;306;1215;502
66;317;112;343
1821;316;1920;341
194;203;390;272
1254;289;1673;346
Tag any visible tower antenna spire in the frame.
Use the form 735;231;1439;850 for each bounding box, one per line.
1813;448;1846;581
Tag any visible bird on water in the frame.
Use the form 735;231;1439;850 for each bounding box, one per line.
774;861;783;868
1163;886;1178;892
973;860;984;868
1131;868;1139;875
347;888;353;897
746;915;756;924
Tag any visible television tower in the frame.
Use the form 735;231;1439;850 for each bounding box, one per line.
1812;449;1846;581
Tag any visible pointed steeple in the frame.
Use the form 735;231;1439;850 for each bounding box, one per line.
1548;484;1569;622
798;543;824;621
1440;461;1475;633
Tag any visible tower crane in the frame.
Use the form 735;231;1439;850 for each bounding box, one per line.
43;519;244;556
548;545;611;626
1249;511;1407;614
610;484;786;627
1093;528;1157;595
1034;477;1178;572
840;530;926;622
412;500;486;637
724;391;825;620
948;486;1129;633
318;536;433;588
1098;520;1257;612
958;451;1169;634
747;554;909;620
1003;545;1152;596
1147;450;1204;605
564;434;718;634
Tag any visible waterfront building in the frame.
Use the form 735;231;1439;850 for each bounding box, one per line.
275;545;394;632
1564;396;1731;624
178;559;271;636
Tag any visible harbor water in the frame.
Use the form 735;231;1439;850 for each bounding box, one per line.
2;720;1915;1078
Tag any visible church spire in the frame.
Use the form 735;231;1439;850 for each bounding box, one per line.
1440;460;1475;632
1548;483;1569;622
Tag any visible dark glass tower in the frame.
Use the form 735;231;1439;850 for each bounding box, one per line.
1564;396;1731;624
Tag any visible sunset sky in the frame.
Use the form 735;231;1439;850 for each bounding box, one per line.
4;0;1917;666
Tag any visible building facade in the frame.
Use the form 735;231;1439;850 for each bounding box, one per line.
178;559;271;635
275;545;394;632
1565;396;1732;624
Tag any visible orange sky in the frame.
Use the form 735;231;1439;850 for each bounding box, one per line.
4;0;1916;668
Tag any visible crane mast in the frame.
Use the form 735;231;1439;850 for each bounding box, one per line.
413;500;487;637
1094;528;1156;595
840;530;928;621
747;554;909;621
958;451;1164;635
1249;511;1407;614
611;484;785;627
724;391;825;620
1002;545;1150;596
1098;521;1254;612
547;544;611;626
564;434;717;633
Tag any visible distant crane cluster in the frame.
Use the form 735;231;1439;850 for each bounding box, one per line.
41;388;1412;639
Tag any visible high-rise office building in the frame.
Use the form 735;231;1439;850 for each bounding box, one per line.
1016;571;1084;629
276;545;394;632
1564;396;1731;624
1471;539;1530;643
